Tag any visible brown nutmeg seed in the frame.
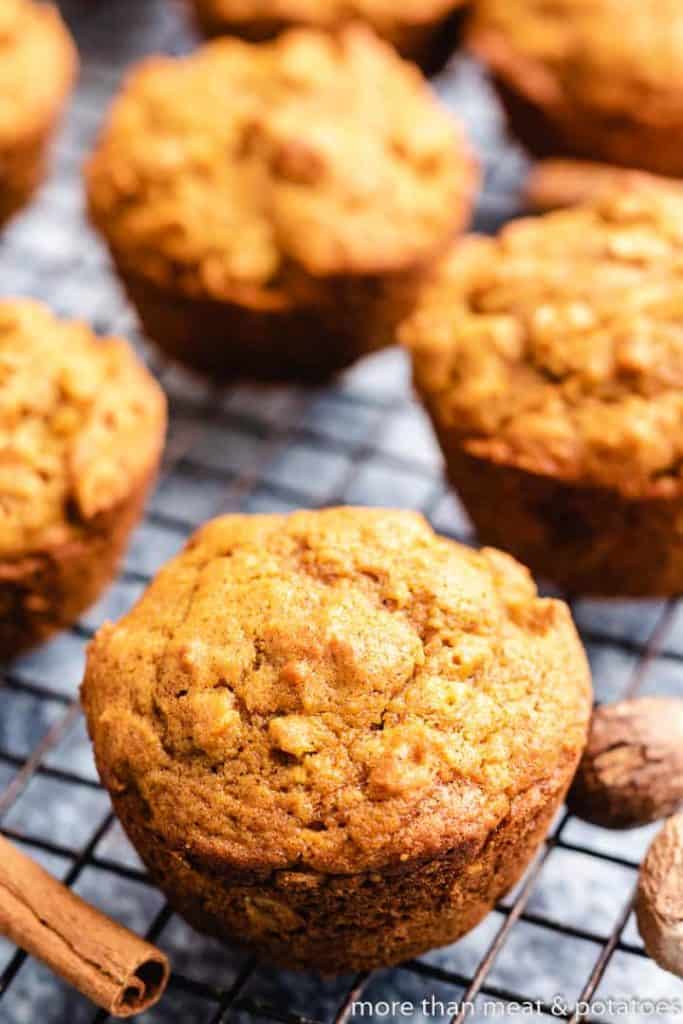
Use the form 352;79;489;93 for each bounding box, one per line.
567;697;683;829
636;813;683;980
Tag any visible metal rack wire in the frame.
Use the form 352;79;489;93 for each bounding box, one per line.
1;2;682;1022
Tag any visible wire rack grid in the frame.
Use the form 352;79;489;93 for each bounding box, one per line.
1;2;682;1022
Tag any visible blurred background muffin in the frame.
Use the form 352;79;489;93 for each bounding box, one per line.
468;0;683;177
86;26;476;383
524;160;683;214
83;507;591;972
404;180;683;596
185;0;469;73
0;301;166;658
0;0;77;226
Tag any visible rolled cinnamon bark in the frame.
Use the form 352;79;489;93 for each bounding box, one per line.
0;835;169;1018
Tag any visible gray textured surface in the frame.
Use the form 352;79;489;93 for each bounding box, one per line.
1;2;682;1022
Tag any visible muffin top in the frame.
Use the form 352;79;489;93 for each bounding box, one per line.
404;183;683;498
194;0;465;36
469;0;683;120
0;301;166;560
82;508;590;875
86;26;473;299
0;0;77;146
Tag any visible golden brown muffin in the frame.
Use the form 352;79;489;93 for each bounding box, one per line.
404;182;683;597
525;161;683;213
0;301;166;659
468;0;683;177
186;0;469;73
86;26;476;383
0;0;77;226
82;507;591;972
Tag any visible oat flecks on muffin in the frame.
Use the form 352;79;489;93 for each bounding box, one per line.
86;26;471;298
0;301;164;557
85;25;475;382
0;301;166;656
0;0;76;222
405;185;683;501
82;509;591;969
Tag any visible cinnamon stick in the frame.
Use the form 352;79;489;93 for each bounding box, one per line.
525;159;683;212
0;835;169;1018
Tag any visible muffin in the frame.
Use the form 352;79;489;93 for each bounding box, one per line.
404;181;683;597
0;0;77;226
86;26;476;383
525;161;683;213
82;507;591;972
468;0;683;177
0;301;166;659
186;0;469;74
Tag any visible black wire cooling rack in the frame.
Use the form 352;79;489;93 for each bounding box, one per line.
1;2;683;1022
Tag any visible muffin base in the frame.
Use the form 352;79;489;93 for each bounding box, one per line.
440;447;683;597
117;261;434;384
0;468;156;661
190;3;468;75
106;758;572;973
480;46;683;177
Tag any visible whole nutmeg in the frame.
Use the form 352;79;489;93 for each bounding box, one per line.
636;813;683;979
567;697;683;829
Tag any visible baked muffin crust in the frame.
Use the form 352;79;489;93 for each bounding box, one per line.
405;185;683;501
469;0;683;173
0;301;166;655
0;0;75;146
83;508;590;968
0;0;76;222
87;26;470;300
0;301;164;558
471;0;683;122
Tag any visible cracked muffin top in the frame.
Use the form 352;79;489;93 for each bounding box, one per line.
86;26;473;299
469;0;683;120
0;0;76;146
403;183;683;499
82;508;590;875
191;0;467;41
0;301;166;560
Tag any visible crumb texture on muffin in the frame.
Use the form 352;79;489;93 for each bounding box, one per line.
83;508;591;876
470;0;683;119
86;26;471;299
0;300;166;560
0;0;76;146
404;184;683;499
